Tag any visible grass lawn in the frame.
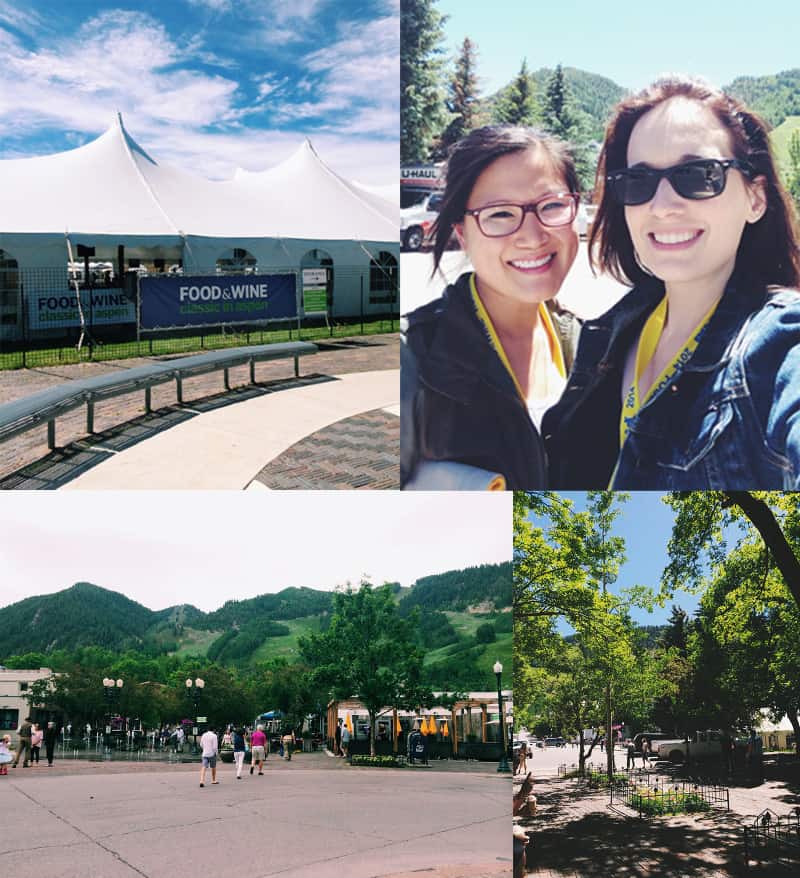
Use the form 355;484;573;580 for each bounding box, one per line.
770;116;800;176
0;318;398;370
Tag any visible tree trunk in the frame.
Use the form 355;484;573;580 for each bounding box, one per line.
725;492;800;608
788;710;800;757
369;710;376;757
606;684;614;782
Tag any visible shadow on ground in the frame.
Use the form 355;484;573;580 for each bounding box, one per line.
0;373;338;489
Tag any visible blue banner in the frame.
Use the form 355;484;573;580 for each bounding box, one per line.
29;290;136;330
140;273;297;329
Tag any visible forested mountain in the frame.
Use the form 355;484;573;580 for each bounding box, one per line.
725;69;800;127
201;587;334;629
0;563;512;675
0;582;155;654
399;562;512;613
485;68;626;141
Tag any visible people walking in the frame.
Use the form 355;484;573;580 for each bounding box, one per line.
199;727;219;788
249;724;267;775
626;739;636;770
341;721;351;759
30;723;42;765
641;738;651;767
232;726;246;779
12;717;33;768
44;721;57;767
334;719;342;756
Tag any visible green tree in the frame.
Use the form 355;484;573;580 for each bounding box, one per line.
435;37;481;157
475;622;496;644
786;129;800;212
299;582;432;755
494;59;539;126
401;0;448;162
539;64;596;190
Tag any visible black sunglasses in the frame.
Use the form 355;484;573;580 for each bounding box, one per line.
606;158;754;206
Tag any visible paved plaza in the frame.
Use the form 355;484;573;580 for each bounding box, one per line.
0;753;511;878
515;745;800;876
0;333;399;489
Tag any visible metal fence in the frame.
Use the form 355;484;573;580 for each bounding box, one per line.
744;808;800;870
0;264;398;369
610;776;730;817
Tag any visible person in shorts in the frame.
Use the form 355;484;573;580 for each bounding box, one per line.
199;727;219;788
250;724;267;775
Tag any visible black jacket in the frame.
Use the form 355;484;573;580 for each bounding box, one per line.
401;273;580;489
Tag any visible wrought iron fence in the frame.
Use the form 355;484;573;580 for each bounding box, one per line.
743;808;800;869
610;775;730;817
0;265;398;369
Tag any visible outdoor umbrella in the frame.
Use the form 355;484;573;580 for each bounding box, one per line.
395;714;402;737
442;719;449;738
345;712;353;734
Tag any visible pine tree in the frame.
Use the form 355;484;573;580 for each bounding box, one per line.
435;37;481;157
540;64;596;191
494;59;539;126
401;0;449;162
542;64;573;139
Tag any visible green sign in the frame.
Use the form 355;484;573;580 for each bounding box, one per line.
303;287;327;312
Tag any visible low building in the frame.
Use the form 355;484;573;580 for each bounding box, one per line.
326;690;513;759
0;666;52;745
755;709;797;751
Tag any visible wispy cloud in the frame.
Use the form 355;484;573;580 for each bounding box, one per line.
0;3;398;184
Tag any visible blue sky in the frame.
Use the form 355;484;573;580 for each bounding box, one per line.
0;0;398;182
530;493;703;629
437;0;798;95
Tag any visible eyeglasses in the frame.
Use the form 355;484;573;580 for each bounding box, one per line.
463;192;580;237
606;158;753;206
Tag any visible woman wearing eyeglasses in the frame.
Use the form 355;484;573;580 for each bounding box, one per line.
543;75;800;489
401;125;582;489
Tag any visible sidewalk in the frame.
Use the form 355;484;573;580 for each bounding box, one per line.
516;769;800;876
0;333;399;489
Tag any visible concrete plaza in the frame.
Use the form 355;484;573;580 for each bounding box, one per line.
0;753;511;878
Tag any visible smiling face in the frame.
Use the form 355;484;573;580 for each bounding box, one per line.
457;146;579;309
624;97;766;297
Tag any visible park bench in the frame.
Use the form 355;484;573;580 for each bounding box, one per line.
0;341;317;451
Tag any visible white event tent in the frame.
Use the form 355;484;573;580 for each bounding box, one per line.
0;115;399;329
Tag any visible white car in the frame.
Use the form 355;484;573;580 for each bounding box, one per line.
400;191;444;251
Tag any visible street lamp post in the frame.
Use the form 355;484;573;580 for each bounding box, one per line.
185;677;205;753
102;678;123;750
493;661;511;773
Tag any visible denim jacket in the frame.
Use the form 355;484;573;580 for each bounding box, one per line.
542;275;800;489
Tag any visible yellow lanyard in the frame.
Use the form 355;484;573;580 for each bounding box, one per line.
619;295;718;448
469;274;566;404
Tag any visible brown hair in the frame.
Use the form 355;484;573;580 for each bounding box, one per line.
431;125;580;277
590;75;800;288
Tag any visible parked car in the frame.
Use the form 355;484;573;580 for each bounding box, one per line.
544;736;567;748
632;731;677;756
400;191;444;251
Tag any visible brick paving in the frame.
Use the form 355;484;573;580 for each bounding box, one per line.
254;406;399;489
515;768;800;877
0;333;398;486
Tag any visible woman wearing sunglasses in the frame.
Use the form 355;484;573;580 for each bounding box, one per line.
401;125;582;489
543;76;800;489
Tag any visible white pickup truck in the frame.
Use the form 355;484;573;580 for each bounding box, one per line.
400;191;444;251
653;730;738;763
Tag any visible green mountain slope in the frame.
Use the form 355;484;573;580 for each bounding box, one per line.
0;582;155;654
